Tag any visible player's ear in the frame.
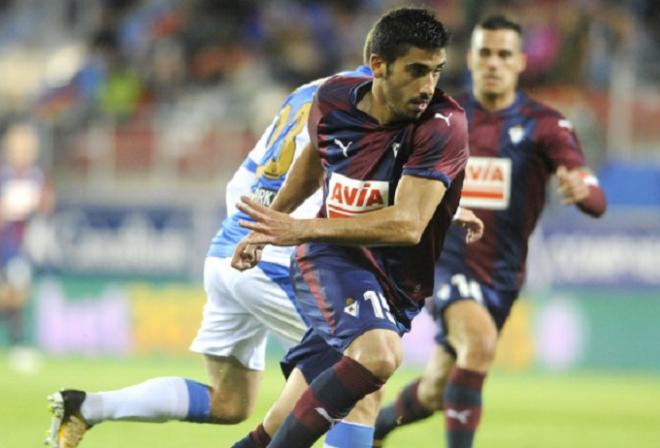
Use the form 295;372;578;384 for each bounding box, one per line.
370;54;386;79
466;50;473;71
517;52;527;74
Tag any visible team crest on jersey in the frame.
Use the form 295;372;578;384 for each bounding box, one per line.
508;125;525;144
460;157;512;210
326;172;389;218
344;297;359;317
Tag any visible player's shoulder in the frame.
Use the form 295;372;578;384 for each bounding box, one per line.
428;89;465;115
452;92;472;109
519;92;572;128
419;89;467;130
317;74;369;98
312;75;369;116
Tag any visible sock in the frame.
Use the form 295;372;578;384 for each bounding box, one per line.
443;367;485;448
374;379;433;441
269;356;384;448
80;377;210;424
324;420;374;448
230;423;270;448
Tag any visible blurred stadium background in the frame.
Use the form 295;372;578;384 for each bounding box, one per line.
0;0;659;447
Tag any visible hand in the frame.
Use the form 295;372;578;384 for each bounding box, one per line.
556;165;589;205
231;233;264;271
235;196;305;246
453;207;484;244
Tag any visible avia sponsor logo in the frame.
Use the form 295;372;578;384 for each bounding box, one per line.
460;157;511;210
326;172;389;218
250;187;277;207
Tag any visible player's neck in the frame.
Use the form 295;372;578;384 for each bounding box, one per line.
474;89;516;113
357;87;395;125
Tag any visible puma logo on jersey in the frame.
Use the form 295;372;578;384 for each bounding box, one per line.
434;112;453;126
334;138;353;158
326;172;389;218
392;142;401;158
446;408;471;425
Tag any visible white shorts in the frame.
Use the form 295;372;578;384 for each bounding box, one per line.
189;256;307;370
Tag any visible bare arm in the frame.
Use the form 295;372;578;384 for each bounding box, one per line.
269;141;323;213
236;174;447;247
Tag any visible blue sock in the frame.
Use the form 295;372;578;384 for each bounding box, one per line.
184;379;211;422
324;421;374;448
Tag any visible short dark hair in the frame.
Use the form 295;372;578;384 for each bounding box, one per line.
477;15;522;35
369;8;449;64
363;28;374;65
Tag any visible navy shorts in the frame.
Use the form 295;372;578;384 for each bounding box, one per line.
282;245;411;382
428;269;518;355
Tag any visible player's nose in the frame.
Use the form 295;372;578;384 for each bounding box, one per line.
419;73;436;96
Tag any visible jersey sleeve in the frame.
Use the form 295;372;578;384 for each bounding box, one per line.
225;117;276;216
403;108;469;186
537;114;586;171
307;88;323;154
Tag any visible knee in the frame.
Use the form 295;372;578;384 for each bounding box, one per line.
460;330;497;370
345;330;403;381
209;391;252;424
353;350;401;381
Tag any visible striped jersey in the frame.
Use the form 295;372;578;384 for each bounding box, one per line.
298;75;468;323
440;91;590;292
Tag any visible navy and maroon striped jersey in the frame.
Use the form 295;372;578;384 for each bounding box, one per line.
440;91;588;292
300;75;468;322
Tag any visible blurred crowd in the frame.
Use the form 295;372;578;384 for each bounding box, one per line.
0;0;657;190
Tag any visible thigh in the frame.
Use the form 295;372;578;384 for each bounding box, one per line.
190;257;268;370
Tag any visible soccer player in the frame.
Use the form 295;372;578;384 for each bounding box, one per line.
373;15;607;448
229;8;471;448
44;63;382;448
0;122;54;374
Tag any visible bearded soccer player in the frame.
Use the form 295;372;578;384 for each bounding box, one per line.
230;8;473;448
45;58;385;448
374;15;607;448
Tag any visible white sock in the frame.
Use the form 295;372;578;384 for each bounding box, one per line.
80;377;192;424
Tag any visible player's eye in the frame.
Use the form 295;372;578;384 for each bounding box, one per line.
409;66;427;77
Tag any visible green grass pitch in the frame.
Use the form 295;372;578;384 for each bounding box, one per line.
1;355;659;447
